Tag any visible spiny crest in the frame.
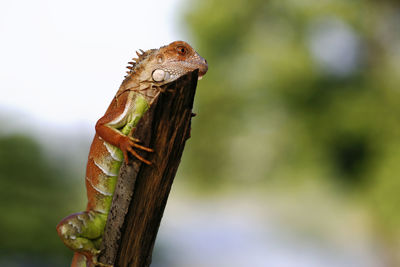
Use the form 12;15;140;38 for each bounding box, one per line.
124;48;157;78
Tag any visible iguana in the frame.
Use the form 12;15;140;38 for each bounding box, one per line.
56;41;208;267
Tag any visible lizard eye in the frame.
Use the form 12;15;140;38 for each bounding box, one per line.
176;46;187;56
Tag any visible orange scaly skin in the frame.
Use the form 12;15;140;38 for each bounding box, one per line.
56;41;208;267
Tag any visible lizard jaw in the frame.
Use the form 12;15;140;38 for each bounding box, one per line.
197;64;207;80
195;54;208;80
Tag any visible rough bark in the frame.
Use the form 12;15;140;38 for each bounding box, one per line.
98;70;199;267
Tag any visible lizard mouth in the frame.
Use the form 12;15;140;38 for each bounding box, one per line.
197;59;208;80
189;53;207;80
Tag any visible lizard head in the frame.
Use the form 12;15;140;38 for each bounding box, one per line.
126;41;208;85
152;41;208;82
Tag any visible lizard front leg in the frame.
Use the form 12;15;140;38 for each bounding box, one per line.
95;100;153;165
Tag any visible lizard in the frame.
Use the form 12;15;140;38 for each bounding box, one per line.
56;40;208;267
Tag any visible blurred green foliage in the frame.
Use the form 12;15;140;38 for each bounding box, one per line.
0;134;80;265
180;0;400;245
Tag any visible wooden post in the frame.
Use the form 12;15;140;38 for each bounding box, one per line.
98;70;199;267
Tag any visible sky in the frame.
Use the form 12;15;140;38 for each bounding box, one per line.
0;0;184;131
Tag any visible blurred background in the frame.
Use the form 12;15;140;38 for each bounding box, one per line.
1;0;400;266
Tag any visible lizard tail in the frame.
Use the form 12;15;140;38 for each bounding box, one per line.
71;252;87;267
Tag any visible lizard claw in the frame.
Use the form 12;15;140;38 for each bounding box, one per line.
91;254;113;267
120;136;153;165
129;137;154;152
